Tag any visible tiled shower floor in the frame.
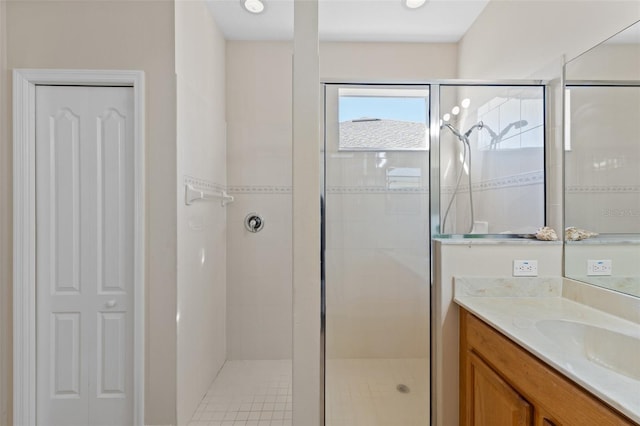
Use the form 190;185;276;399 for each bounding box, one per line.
189;360;292;426
189;358;428;426
326;358;429;426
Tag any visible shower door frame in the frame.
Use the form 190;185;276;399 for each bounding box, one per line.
319;79;548;426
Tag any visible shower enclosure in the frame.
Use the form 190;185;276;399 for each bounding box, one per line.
322;82;545;425
323;84;431;426
437;84;546;235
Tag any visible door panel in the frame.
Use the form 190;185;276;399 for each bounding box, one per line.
97;312;127;396
50;313;81;397
36;85;134;426
50;108;81;294
469;352;533;426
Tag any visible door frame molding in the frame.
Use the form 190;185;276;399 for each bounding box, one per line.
13;69;146;426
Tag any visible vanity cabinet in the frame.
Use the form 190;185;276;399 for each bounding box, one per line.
460;308;637;426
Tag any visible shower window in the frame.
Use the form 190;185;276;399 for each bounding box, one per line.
338;87;429;151
438;85;546;235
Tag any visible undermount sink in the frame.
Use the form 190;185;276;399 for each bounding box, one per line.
536;319;640;381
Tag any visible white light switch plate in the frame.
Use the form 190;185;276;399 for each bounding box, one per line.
587;259;612;276
513;260;538;276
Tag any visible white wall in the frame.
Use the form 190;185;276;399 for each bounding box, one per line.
432;240;563;426
565;242;640;295
175;1;227;424
320;41;457;81
3;1;178;424
226;41;294;360
458;1;640;80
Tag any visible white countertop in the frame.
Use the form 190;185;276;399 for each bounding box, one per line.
454;279;640;423
433;236;562;245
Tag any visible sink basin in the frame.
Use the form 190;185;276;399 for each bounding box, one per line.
536;319;640;381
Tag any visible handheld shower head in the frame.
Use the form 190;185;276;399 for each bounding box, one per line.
442;121;484;143
442;123;463;140
513;120;528;129
443;123;462;139
463;121;484;138
482;119;530;147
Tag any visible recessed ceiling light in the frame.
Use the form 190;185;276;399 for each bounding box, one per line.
404;0;427;9
461;98;471;108
242;0;265;14
451;106;460;115
443;113;451;122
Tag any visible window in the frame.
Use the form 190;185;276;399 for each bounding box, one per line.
338;87;429;151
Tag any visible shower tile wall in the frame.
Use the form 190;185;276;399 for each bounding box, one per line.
565;86;640;233
226;41;293;360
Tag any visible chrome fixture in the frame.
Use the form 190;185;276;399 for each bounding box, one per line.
245;213;265;233
440;121;484;234
483;120;528;148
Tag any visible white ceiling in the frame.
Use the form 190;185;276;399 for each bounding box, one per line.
206;0;490;42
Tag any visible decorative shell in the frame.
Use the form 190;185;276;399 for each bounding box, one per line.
565;226;599;241
535;226;558;241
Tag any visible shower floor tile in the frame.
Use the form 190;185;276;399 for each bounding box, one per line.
326;358;430;426
189;360;292;426
190;358;429;426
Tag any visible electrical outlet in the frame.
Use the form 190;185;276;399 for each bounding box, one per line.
587;259;612;276
513;260;538;277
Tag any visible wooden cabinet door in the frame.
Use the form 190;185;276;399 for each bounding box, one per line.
468;352;533;426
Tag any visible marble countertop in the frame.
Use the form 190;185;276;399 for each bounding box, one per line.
453;277;640;423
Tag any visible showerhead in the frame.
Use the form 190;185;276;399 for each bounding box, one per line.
442;123;463;140
483;119;530;146
442;122;484;143
463;121;484;138
513;120;528;129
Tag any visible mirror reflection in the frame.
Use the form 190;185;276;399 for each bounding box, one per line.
564;20;640;297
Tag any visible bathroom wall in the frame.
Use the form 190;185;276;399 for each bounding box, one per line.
565;242;640;293
226;41;294;360
175;1;227;424
320;41;457;81
3;1;178;424
458;1;640;81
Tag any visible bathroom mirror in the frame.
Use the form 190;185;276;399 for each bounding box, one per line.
564;20;640;297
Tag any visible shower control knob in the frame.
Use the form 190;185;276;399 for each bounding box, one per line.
245;213;265;233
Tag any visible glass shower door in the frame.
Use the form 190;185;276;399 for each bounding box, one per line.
323;84;431;426
438;84;546;235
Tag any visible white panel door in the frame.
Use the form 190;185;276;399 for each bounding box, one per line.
36;86;134;426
